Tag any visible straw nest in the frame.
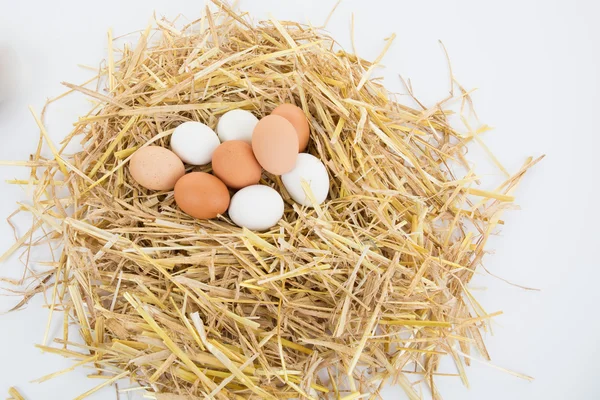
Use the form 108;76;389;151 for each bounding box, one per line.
3;1;542;399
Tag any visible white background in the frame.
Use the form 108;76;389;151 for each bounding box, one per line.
0;0;598;399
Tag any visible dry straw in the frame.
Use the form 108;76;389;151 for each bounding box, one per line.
2;1;542;399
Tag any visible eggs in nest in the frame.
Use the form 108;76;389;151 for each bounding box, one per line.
128;104;329;230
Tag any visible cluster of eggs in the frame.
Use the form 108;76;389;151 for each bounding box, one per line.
128;104;330;231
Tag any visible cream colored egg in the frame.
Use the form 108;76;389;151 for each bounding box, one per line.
217;109;259;143
282;153;329;207
171;121;220;165
228;185;284;231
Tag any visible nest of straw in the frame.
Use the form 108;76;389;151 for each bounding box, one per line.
3;2;542;399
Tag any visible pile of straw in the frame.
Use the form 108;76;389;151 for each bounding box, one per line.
3;1;541;399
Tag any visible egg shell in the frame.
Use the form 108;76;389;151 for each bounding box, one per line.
216;109;259;143
252;115;299;175
228;185;284;231
271;103;310;152
212;141;262;189
129;146;185;191
171;121;220;165
174;172;230;219
282;153;329;207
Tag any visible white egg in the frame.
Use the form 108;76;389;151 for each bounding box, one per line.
282;153;329;207
229;185;284;231
171;121;220;165
216;109;259;143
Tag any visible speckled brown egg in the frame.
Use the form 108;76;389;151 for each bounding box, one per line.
174;172;230;219
129;146;185;191
271;103;310;152
252;115;299;175
212;141;262;189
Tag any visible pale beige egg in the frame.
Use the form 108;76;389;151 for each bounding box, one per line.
129;146;185;191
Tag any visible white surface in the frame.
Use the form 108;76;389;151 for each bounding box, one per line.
282;153;330;207
0;0;598;399
0;44;18;103
229;185;285;231
217;109;258;143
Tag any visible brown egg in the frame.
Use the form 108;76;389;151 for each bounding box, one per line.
174;172;230;219
252;115;299;175
271;103;310;152
212;141;262;189
129;146;185;191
